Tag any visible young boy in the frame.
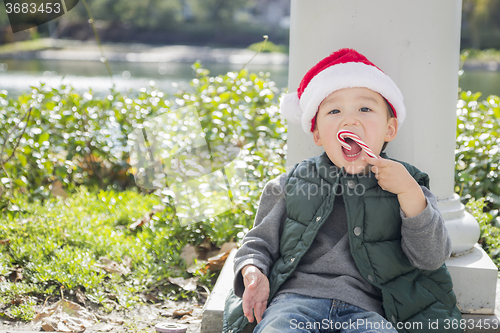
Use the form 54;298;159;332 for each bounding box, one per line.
223;48;462;333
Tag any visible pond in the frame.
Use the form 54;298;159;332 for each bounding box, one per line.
0;59;290;97
0;58;499;99
459;70;500;98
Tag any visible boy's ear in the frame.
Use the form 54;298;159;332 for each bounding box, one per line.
313;127;323;146
384;117;398;142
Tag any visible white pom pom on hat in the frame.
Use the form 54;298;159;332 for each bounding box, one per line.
280;48;406;134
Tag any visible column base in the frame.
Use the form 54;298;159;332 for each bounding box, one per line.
446;244;498;314
438;193;480;255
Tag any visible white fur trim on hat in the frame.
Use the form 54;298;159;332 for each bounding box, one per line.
298;62;405;134
280;92;303;124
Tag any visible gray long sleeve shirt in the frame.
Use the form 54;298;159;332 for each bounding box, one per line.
233;173;452;316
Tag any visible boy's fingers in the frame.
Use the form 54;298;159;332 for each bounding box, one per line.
363;156;380;164
254;302;263;323
242;302;253;322
242;287;256;323
257;301;268;323
244;302;255;323
362;156;377;165
363;156;389;168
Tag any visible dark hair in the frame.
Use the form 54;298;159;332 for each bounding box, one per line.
381;99;396;152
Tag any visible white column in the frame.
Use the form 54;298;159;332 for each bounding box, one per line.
286;0;497;314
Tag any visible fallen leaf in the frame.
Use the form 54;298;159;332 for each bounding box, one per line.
206;252;230;271
123;255;133;268
140;293;159;303
50;180;68;199
173;308;193;317
0;239;9;246
168;277;198;292
151;205;165;214
218;242;238;254
94;257;130;275
75;288;87;305
34;299;97;332
11;295;24;305
180;244;198;267
198;239;212;250
206;249;220;260
129;205;165;230
129;214;150;230
9;267;23;283
208;247;237;270
160;310;174;317
203;245;237;272
0;311;15;320
178;315;202;324
94;314;124;325
97;323;115;332
186;260;207;274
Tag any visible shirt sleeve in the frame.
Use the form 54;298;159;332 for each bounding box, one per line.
233;173;287;297
400;186;452;270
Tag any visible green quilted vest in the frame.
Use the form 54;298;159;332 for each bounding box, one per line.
223;153;462;333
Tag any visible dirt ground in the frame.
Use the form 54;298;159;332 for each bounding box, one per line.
0;299;203;333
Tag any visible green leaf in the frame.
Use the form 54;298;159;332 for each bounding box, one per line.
38;133;50;146
17;154;27;167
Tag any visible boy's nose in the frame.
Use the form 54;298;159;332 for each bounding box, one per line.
342;117;359;127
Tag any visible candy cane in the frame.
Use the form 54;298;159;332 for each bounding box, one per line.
337;130;378;159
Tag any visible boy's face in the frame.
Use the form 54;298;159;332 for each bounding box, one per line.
313;87;398;175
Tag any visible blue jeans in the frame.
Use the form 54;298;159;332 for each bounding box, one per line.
253;293;398;333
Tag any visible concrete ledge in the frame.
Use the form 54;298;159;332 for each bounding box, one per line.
446;245;499;314
461;278;500;332
202;247;500;333
201;249;237;333
462;313;500;333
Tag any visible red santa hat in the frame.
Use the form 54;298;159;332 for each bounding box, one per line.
280;48;406;133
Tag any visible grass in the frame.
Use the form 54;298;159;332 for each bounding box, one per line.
247;40;288;54
466;198;500;270
462;48;500;62
0;38;56;55
0;187;229;321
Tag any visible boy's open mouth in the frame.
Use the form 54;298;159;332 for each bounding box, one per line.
342;138;362;161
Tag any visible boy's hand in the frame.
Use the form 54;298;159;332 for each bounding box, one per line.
362;156;427;218
241;265;270;324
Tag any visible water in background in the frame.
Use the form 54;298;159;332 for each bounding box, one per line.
460;70;500;99
0;59;289;97
0;58;499;99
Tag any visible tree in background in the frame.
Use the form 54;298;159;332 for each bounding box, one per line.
0;0;291;46
63;0;182;30
462;0;500;49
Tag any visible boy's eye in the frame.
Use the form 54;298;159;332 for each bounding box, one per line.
359;107;371;112
328;109;340;114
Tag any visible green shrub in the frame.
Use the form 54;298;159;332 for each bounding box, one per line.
0;64;287;318
455;91;500;220
465;197;500;269
0;64;286;211
0;84;157;202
